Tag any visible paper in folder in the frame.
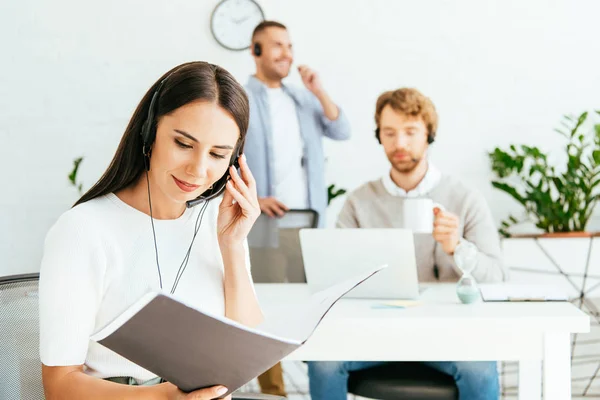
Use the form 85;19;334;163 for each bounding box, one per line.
91;264;387;397
479;283;568;302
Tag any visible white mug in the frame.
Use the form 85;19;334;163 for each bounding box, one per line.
402;198;443;234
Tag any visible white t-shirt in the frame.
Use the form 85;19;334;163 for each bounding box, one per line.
39;193;251;383
266;87;309;211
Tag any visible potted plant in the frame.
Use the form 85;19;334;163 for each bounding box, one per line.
490;112;600;398
489;111;600;238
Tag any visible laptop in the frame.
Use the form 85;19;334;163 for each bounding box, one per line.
299;229;419;299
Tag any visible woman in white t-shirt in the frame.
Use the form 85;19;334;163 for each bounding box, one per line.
39;61;262;400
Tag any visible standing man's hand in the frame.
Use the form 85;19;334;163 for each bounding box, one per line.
432;207;460;255
298;65;339;121
258;197;289;218
298;65;324;96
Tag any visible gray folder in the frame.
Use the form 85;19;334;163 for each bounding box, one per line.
92;264;386;397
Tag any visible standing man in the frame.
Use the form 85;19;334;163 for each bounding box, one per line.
244;20;351;397
245;20;351;224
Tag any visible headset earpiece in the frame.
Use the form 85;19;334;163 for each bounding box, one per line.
253;42;262;57
374;128;381;144
140;81;166;171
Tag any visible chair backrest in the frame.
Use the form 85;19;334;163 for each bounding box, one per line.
249;209;319;283
0;273;45;400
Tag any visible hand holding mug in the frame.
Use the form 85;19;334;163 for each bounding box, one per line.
402;198;460;254
432;207;460;255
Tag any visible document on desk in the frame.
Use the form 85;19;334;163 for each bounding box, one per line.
479;283;568;302
90;264;386;397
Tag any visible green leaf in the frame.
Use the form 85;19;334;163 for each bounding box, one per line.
571;111;588;138
68;157;83;186
551;176;565;192
593;150;600;166
327;184;347;205
491;181;526;205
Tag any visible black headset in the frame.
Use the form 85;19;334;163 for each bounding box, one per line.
253;42;262;57
140;72;242;209
374;127;435;145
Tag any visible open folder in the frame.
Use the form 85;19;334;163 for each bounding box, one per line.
91;264;387;397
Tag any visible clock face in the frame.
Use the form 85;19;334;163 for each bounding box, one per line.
210;0;265;51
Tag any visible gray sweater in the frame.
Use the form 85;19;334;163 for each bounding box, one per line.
337;176;506;283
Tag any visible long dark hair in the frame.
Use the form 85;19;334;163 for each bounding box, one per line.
75;61;249;207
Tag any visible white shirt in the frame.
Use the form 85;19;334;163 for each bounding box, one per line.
266;87;309;211
382;163;442;197
39;193;251;383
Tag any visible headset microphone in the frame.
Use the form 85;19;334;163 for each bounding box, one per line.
185;182;227;208
184;154;240;208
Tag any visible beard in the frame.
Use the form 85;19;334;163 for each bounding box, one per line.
391;160;420;173
387;151;421;173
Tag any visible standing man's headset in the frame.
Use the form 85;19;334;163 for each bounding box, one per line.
253;42;262;57
374;127;435;145
140;72;242;209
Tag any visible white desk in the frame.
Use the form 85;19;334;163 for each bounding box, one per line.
256;284;590;400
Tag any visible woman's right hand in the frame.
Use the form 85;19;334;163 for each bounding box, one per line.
163;382;230;400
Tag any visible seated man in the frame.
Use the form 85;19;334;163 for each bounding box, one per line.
307;88;506;400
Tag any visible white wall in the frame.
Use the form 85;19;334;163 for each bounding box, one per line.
1;0;600;275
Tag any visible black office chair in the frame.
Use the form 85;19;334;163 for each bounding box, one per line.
348;362;458;400
0;273;284;400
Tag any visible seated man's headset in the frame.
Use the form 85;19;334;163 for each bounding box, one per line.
140;72;242;209
374;126;435;145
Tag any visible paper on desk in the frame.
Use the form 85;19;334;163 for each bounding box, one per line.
479;283;568;302
257;264;388;342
